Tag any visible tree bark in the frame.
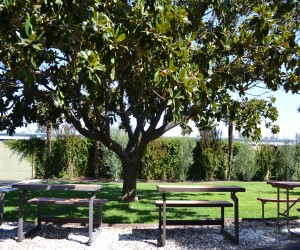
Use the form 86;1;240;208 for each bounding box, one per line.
45;122;52;179
93;140;100;178
120;149;142;202
122;165;139;202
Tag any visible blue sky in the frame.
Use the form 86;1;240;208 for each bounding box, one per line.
264;90;300;139
165;90;300;140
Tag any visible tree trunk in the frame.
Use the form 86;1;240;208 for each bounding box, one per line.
45;122;52;179
227;121;233;181
121;154;140;202
93;140;100;178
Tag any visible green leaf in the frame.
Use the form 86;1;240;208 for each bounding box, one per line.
160;21;171;34
25;13;32;37
154;71;160;82
29;33;37;41
115;33;126;42
94;65;106;71
166;11;173;21
110;67;115;80
32;44;43;50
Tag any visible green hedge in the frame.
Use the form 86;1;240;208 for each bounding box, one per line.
140;137;196;181
4;135;300;181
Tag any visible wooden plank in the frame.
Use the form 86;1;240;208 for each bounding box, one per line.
257;198;300;203
157;185;245;193
267;181;300;190
155;200;233;207
161;219;223;226
28;197;108;206
12;183;102;192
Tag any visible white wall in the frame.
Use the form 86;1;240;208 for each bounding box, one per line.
0;141;32;182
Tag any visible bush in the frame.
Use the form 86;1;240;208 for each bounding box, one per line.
188;130;227;181
140;137;196;181
98;128;127;180
254;145;277;181
50;136;91;179
5;133;300;182
231;140;257;181
272;144;296;180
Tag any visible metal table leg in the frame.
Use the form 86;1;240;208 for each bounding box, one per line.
220;192;239;244
88;192;96;246
17;189;28;241
162;192;166;247
0;192;5;225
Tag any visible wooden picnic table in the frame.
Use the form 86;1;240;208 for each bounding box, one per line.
156;184;245;246
267;181;300;233
12;181;104;245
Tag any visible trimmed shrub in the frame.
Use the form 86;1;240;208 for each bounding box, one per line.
231;140;257;181
140;137;196;181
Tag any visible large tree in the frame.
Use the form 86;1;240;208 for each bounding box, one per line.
0;0;299;201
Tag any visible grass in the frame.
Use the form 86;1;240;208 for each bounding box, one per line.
3;181;300;224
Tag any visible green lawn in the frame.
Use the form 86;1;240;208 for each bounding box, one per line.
3;181;300;224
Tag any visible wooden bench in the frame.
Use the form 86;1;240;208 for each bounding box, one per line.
28;197;108;227
27;197;108;245
155;200;233;229
257;197;300;224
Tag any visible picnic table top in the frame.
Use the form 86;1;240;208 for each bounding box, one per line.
267;181;300;190
157;185;246;192
12;182;102;192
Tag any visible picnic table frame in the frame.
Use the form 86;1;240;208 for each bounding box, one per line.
267;181;300;233
156;185;245;246
0;186;17;225
11;181;102;245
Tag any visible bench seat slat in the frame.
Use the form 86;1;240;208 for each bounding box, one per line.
155;200;233;207
28;197;108;206
257;198;300;203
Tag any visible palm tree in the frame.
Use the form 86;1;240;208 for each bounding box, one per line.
227;120;234;181
45;122;52;179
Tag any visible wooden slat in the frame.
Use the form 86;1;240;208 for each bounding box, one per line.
257;198;300;203
28;197;108;206
157;185;245;193
12;183;102;192
161;219;223;226
155;200;233;207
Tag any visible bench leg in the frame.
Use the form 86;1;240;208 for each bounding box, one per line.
17;190;27;241
97;205;103;229
88;193;105;246
262;202;265;220
0;193;4;226
158;206;162;230
88;194;95;245
37;204;42;228
162;194;167;247
18;190;42;240
221;192;239;244
221;207;225;230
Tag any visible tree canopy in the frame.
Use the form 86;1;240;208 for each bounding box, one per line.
0;0;299;201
